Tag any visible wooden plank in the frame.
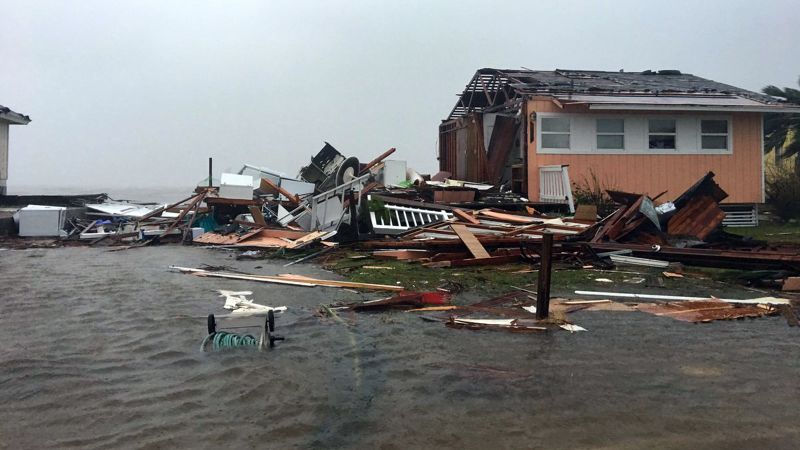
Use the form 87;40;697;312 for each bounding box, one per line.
359;147;396;175
260;177;300;206
174;266;404;291
451;223;491;259
137;193;198;221
204;197;261;206
782;277;800;291
373;250;435;260
193;227;264;245
139;191;207;246
477;209;539;224
667;194;724;240
248;206;268;226
423;254;521;268
275;274;405;291
452;208;480;225
573;204;598;222
485;115;518;182
283;230;329;250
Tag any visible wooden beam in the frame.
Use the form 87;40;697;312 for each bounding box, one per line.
360;148;396;175
452;208;480;225
451;224;491;259
248;206;268;226
260;177;300;206
423;254;521;268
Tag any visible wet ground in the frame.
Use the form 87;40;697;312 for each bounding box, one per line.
1;246;799;449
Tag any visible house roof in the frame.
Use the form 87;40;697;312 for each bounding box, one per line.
0;105;31;125
447;68;800;120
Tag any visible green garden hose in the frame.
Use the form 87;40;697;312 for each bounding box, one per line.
200;331;258;351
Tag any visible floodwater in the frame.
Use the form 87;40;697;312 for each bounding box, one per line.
1;246;799;449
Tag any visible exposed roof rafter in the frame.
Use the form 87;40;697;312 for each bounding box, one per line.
445;68;800;121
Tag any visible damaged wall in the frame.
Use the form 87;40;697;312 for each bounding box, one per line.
439;112;521;189
438;114;487;181
525;98;764;204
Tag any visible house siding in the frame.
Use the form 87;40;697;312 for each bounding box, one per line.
526;99;764;204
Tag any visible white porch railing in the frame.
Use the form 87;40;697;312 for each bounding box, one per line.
368;196;452;234
539;165;575;213
721;204;758;227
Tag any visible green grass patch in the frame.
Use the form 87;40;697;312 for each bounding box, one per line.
323;253;539;295
725;223;800;245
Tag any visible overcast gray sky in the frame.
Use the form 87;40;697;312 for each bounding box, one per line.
1;0;798;193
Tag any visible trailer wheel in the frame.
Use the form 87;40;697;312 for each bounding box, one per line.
207;314;216;335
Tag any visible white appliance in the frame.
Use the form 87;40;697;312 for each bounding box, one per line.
15;205;68;237
219;173;255;200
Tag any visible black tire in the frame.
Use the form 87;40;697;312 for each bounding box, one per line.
267;310;275;332
336;157;360;185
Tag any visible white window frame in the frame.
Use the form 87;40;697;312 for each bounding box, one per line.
595;118;625;150
539;117;571;150
536;112;734;155
647;118;678;151
698;117;732;153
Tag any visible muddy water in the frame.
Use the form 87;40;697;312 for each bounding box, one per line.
1;246;799;449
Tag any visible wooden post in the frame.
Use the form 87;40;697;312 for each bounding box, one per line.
208;157;213;187
536;232;553;320
347;189;359;240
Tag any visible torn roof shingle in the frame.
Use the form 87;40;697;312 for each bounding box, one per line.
500;69;777;100
446;68;800;119
0;105;31;125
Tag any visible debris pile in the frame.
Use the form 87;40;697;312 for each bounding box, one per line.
6;140;800;333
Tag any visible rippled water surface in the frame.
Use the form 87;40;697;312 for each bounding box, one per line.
1;246;799;449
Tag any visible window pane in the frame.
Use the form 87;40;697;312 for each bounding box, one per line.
702;135;727;149
701;119;728;134
648;119;676;133
542;118;570;133
541;133;570;148
597;118;624;133
597;134;624;149
649;135;676;149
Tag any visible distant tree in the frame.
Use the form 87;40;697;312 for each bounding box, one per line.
762;78;800;169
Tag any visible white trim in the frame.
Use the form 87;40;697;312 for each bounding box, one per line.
540;116;571;150
595;118;625;150
536;112;734;155
698;118;731;152
589;104;800;113
647;118;677;150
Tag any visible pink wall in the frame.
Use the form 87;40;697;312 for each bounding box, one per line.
526;99;764;204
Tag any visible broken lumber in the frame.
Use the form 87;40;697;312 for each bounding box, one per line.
782;277;800;291
170;266;404;291
451;224;490;259
573;290;790;305
260;177;301;206
452;208;480;225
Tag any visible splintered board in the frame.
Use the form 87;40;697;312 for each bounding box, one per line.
451;224;491;259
